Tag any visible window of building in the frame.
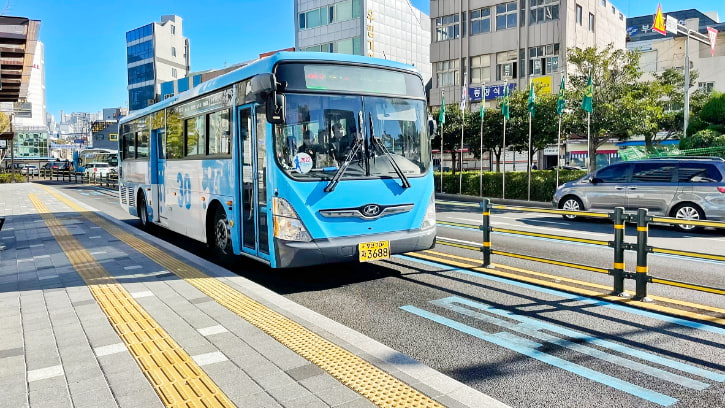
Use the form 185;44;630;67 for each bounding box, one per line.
528;44;559;75
589;13;595;31
612;6;616;14
171;25;176;35
128;63;154;85
576;4;583;25
299;0;360;30
172;68;177;78
208;110;231;156
530;0;559;25
470;55;491;83
698;82;715;93
303;37;361;55
496;2;517;30
619;12;624;20
129;85;155;111
299;7;329;29
127;40;153;64
436;59;460;87
600;0;606;6
496;50;518;80
185;116;206;157
126;24;152;43
470;8;491;35
435;14;460;41
172;46;176;57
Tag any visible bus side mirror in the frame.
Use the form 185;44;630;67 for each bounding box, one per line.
251;74;275;99
266;93;285;124
428;116;437;139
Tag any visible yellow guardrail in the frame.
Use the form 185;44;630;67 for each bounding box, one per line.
650;216;725;229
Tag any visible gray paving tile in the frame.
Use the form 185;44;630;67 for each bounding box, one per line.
313;384;362;407
282;394;330;408
267;382;315;404
333;397;377;408
0;346;23;359
286;364;326;382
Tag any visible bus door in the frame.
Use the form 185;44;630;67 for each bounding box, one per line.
153;128;168;227
237;106;270;260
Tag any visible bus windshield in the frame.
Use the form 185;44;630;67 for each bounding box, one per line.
274;93;430;181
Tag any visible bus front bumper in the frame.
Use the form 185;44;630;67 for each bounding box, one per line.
274;227;436;269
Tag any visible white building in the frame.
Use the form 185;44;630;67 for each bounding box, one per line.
294;0;431;85
12;40;46;129
126;15;190;111
627;9;725;94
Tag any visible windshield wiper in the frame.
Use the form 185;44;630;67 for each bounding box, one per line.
368;113;410;189
324;111;365;192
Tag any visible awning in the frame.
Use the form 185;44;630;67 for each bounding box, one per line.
0;16;40;103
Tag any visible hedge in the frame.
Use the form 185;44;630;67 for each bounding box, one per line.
0;173;26;183
434;170;587;202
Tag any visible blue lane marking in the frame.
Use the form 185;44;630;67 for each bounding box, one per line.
432;296;717;387
401;305;678;406
396;254;725;336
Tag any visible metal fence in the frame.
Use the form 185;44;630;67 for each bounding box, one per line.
439;199;725;300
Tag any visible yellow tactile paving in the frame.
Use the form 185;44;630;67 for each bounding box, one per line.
41;186;444;408
28;194;235;408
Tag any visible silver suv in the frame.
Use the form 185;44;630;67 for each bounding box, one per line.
552;157;725;231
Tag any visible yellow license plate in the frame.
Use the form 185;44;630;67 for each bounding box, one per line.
358;240;390;262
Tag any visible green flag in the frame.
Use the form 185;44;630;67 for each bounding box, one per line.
582;74;593;113
479;101;485;121
527;81;536;117
438;93;446;125
501;84;510;120
556;77;566;115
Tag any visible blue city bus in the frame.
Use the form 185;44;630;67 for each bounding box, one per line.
118;52;435;268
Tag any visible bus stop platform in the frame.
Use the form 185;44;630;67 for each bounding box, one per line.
0;183;507;408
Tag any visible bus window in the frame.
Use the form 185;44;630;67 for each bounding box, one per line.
137;129;150;159
185;116;206;157
166;110;183;159
208;109;231;156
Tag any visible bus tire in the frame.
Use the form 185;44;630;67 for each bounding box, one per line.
210;205;232;256
137;192;150;229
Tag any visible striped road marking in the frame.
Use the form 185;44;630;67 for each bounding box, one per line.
41;185;444;408
29;194;234;408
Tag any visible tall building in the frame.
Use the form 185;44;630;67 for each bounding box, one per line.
294;0;431;85
429;0;626;108
627;9;725;94
126;15;190;111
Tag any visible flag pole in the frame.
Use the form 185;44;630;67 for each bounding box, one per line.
440;89;444;193
527;76;533;202
587;111;591;170
502;81;508;200
459;72;467;195
556;113;562;188
479;83;485;197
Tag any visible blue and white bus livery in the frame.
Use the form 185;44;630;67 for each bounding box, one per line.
119;52;436;268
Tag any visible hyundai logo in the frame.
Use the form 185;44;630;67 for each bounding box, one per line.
361;204;381;217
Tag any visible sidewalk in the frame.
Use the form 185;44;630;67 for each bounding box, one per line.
0;183;508;408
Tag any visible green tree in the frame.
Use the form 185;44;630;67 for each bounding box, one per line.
679;128;725;150
433;103;475;174
565;45;643;171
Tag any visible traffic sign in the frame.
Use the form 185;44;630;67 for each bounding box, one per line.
707;27;718;56
653;4;666;35
666;15;678;35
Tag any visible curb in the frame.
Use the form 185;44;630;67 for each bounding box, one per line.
436;192;552;209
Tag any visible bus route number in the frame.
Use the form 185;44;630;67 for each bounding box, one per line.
358;240;390;262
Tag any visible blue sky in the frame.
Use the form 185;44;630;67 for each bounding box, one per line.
11;0;725;119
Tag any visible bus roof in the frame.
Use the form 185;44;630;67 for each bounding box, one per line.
121;52;421;124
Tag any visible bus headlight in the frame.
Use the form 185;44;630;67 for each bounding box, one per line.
272;197;312;242
420;194;436;230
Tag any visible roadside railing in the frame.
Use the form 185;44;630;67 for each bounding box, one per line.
438;199;725;301
28;168;119;189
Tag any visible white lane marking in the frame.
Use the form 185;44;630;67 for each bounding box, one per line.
94;343;127;357
439;237;480;246
191;351;228;367
27;365;64;382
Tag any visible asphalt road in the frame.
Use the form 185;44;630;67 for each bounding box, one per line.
45;182;725;408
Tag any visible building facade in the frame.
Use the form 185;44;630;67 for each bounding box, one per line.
294;0;431;85
90;120;119;150
627;9;725;94
429;0;626;108
126;15;190;111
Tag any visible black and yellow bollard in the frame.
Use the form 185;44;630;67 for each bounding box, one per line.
611;207;629;297
634;208;652;302
480;199;492;268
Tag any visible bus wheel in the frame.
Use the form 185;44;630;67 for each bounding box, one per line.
137;195;150;229
211;206;232;256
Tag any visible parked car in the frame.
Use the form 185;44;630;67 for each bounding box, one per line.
20;164;39;176
84;162;112;177
552;157;725;231
42;161;72;171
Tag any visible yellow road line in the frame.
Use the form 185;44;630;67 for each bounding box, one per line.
408;250;725;326
652;247;725;262
29;194;234;408
42;186;443;408
491;227;610;246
